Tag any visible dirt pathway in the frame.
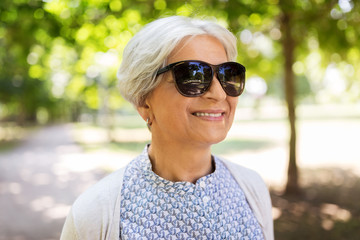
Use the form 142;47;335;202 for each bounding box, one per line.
1;116;359;239
0;124;106;240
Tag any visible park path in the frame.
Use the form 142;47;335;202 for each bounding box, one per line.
0;124;109;240
1;114;359;239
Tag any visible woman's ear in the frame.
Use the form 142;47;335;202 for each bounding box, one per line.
136;104;149;122
137;99;154;130
136;98;152;122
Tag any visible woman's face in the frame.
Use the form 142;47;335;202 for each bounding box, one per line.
144;35;238;147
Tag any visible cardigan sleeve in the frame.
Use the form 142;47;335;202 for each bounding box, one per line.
60;208;79;240
222;159;274;240
60;167;126;240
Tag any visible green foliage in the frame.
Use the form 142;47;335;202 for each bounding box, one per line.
0;0;359;124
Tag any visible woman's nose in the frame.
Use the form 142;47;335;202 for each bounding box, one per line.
202;75;227;101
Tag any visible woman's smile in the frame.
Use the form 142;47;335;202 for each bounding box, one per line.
191;110;226;121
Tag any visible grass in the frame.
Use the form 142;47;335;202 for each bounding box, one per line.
107;141;151;153
113;114;147;129
212;138;275;154
78;140;151;154
0;140;21;152
0;124;29;152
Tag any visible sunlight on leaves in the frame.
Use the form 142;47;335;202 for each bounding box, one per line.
84;87;99;109
176;4;194;16
249;13;262;26
154;0;166;10
44;0;67;16
109;0;122;12
75;23;94;43
28;65;44;79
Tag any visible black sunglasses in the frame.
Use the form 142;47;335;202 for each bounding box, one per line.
156;60;246;97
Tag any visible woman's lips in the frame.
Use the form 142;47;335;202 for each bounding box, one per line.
192;111;225;120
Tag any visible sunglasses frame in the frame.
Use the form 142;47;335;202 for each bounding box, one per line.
156;60;246;97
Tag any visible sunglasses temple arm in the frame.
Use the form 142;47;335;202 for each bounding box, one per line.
156;65;173;76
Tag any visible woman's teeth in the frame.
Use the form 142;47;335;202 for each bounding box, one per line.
194;112;222;117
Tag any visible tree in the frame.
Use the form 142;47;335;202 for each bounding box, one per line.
279;3;299;194
1;0;359;192
0;0;64;124
213;0;360;194
277;0;360;194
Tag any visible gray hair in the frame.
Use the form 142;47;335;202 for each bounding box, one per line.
117;16;238;107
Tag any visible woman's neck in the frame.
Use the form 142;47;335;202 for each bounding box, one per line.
148;141;214;184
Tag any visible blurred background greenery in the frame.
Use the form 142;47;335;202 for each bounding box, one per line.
0;0;360;239
1;0;359;124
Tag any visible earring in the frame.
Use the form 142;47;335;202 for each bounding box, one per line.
146;117;152;130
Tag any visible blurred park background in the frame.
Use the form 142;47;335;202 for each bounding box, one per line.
0;0;360;239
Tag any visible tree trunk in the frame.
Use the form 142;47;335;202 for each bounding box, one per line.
281;12;300;195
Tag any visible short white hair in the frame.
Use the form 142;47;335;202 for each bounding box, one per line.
117;16;238;107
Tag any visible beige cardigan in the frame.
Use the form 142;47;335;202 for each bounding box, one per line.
60;158;274;240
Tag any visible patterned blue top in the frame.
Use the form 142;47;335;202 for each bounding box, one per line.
120;146;264;240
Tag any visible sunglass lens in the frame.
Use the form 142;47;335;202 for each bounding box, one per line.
217;63;245;96
173;62;212;96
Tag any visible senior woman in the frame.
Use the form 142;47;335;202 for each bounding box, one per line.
61;16;273;240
